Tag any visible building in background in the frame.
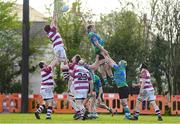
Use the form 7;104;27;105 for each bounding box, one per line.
14;4;53;94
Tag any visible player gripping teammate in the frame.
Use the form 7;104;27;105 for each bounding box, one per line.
71;60;94;120
105;56;132;120
35;60;57;120
60;55;82;119
132;63;163;121
80;56;113;118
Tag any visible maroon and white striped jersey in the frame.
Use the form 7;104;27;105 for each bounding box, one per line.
40;66;54;89
71;65;92;91
47;26;64;51
140;68;154;91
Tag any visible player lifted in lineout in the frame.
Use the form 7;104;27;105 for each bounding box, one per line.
44;11;67;67
87;25;114;87
70;60;94;120
35;60;58;120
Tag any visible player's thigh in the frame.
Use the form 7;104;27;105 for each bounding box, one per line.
40;88;54;100
55;47;67;61
147;90;156;101
74;90;88;99
137;92;148;101
118;86;129;99
45;99;54;106
70;83;75;95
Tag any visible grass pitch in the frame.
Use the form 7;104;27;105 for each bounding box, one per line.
0;113;180;124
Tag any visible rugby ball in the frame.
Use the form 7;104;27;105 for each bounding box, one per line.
61;5;69;12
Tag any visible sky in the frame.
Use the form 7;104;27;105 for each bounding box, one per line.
9;0;151;19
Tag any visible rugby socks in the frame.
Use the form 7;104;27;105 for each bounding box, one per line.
110;75;114;83
71;100;79;112
62;69;70;81
134;99;141;118
124;106;131;117
154;105;161;117
36;104;45;113
46;106;53;119
151;101;162;119
134;111;140;118
103;77;108;85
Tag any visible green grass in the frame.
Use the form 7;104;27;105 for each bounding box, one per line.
0;114;180;124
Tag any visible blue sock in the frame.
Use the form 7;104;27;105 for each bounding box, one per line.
124;106;130;117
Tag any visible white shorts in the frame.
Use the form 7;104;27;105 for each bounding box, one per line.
74;90;88;99
138;90;156;101
40;87;54;100
54;46;67;61
70;83;75;95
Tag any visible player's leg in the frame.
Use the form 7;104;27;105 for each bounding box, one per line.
68;82;80;119
148;91;163;121
68;93;80;119
60;62;70;81
121;98;131;118
97;93;113;116
35;88;47;119
75;99;86;120
45;98;53;119
119;86;131;119
99;51;114;84
99;64;108;86
74;91;88;120
89;94;97;119
44;88;54;119
97;54;109;86
132;93;146;120
55;46;68;66
104;63;114;84
35;101;46;119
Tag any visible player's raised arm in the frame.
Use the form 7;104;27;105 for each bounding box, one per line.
49;58;59;69
88;55;100;70
94;41;109;55
104;55;117;68
51;11;58;28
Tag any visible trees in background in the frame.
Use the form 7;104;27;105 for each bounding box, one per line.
50;0;180;94
0;0;179;95
0;0;21;93
0;0;48;93
148;0;180;95
96;10;145;84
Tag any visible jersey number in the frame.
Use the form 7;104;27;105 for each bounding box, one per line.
78;73;88;80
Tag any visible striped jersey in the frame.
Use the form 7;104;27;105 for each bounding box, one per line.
71;65;92;91
40;66;54;89
140;68;154;91
47;26;64;51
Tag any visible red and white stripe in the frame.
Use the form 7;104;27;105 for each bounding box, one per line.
140;69;154;91
40;66;54;89
72;66;92;91
48;26;64;50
